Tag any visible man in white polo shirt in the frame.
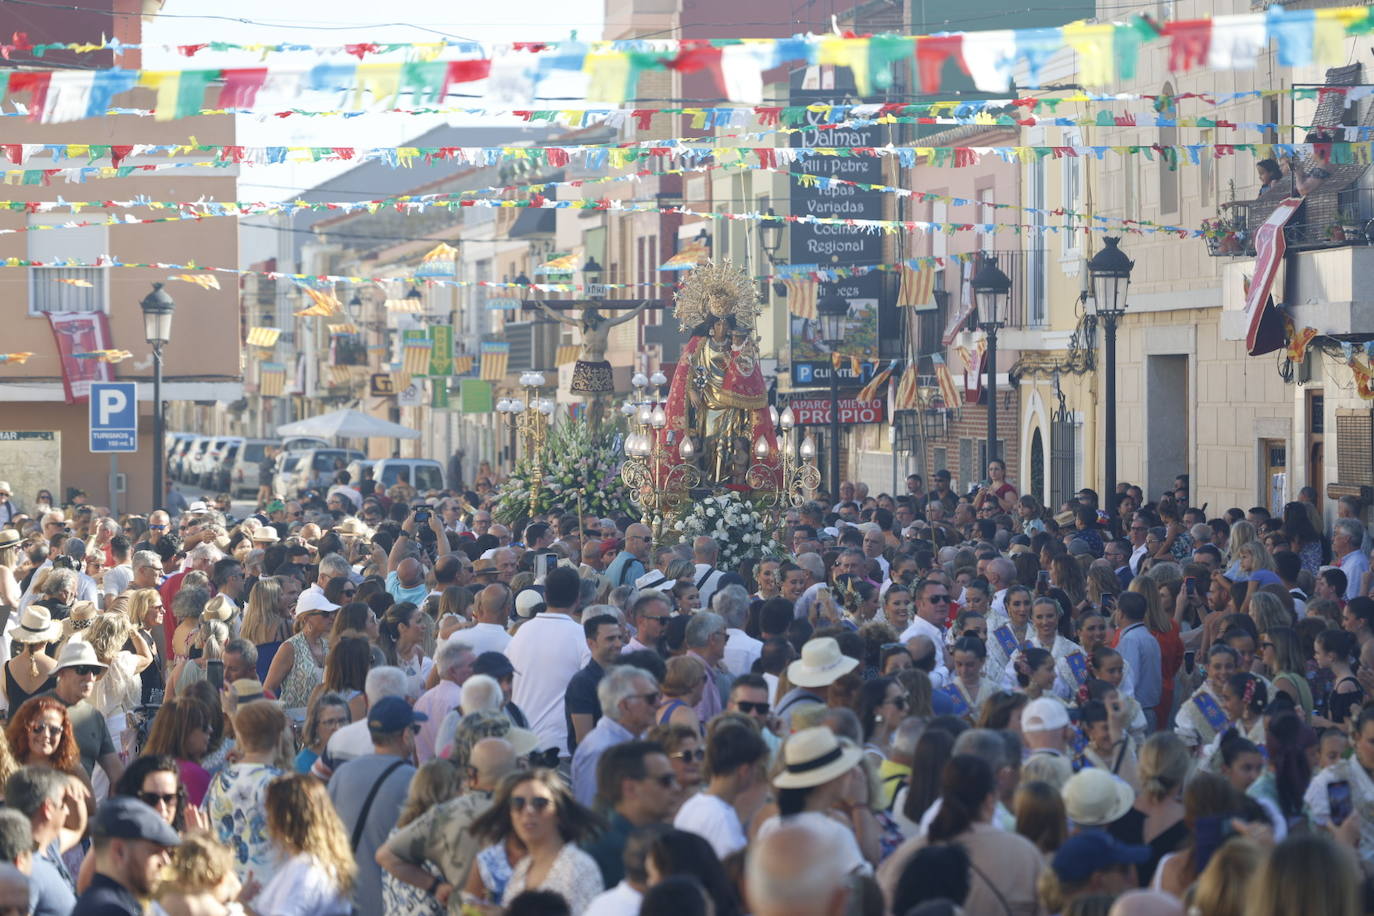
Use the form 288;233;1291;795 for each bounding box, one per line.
507;566;590;760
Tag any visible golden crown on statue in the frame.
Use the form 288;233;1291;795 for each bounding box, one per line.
673;259;763;333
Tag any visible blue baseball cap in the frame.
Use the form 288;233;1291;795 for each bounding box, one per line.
367;696;427;733
1051;830;1148;883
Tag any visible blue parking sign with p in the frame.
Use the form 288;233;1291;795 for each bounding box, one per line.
90;382;138;453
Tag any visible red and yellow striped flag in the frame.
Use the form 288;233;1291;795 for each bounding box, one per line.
896;264;936;308
452;355;474;375
294;286;342;317
857;363;895;403
932;354;960;408
894;363;919;411
783;278;818;320
555;344;581;366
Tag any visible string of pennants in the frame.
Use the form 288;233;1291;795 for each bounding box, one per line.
2;137;1368;173
6;85;1371;125
3;6;1374;116
0;162;1205;236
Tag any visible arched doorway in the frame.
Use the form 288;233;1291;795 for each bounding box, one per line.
1030;427;1045;505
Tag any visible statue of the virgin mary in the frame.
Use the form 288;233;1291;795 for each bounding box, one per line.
660;260;780;490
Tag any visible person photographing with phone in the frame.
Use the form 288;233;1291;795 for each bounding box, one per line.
1306;705;1374;867
385;506;450;607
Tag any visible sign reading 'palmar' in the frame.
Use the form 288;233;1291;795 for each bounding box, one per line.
788;396;887;425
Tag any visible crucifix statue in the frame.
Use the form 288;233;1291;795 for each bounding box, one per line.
532;300;653;426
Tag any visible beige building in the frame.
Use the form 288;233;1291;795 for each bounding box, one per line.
1010;0;1337;515
0;102;239;513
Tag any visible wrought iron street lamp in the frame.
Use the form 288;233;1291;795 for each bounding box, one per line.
971;256;1012;464
1086;237;1134;517
139;282;175;509
817;292;849;498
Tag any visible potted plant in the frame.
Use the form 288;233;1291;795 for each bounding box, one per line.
1339;206;1364;244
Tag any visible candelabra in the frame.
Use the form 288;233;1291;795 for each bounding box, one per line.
747;405;821;530
619;370;700;538
497;371;555;517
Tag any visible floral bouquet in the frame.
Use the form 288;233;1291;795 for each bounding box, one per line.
492;420;636;523
673;491;782;568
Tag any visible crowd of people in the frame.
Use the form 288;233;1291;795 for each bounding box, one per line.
0;462;1370;915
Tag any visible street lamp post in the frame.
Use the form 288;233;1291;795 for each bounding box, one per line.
817;292;849;498
139;282;176;510
971;257;1011;464
1087;237;1134;518
759;208;787;300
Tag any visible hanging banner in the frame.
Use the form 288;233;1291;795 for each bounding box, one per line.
44;311;114;404
460;378;494;414
428;324;453;376
1244;197;1302;357
431;378;450;409
942;260;977;346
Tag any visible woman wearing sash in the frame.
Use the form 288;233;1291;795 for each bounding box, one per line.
999;598;1087;702
945;637;999;722
1200;673;1268;772
1175;644;1239;755
985;586;1033;686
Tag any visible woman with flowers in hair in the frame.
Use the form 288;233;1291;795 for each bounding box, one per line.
1201;672;1269;772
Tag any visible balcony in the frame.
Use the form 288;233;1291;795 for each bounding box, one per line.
1220;238;1374;343
1207;187;1374;259
956;249;1048;330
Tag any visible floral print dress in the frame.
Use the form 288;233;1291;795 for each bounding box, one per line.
205;761;283;889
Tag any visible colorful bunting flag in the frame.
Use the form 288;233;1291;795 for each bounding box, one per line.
169;273;220;289
71;349;132;363
783;278;818;320
0;352;34;364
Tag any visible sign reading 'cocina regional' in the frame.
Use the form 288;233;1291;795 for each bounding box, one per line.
788;397;887;425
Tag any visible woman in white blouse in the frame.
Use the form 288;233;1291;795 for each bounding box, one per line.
469;769;605;915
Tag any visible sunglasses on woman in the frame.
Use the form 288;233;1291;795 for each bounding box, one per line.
138;791;179;808
510;795;552;813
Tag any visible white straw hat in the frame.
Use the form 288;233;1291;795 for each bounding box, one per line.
11;606;62;644
773;727;864;790
786;637;859;688
1063;769;1136;827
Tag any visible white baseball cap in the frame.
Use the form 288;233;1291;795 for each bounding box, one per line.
1021;697;1071;733
295;590;340;618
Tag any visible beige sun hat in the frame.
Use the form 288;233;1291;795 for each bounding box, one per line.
773;727;865;789
786;637;859;689
203;594;236;623
1062;768;1136;827
11;606;62;644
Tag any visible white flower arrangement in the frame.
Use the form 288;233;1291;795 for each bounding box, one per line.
675;491;781;568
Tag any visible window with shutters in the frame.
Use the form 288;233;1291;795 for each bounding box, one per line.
28;221;108;314
1335;409;1374;487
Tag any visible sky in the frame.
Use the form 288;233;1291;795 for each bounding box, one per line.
140;0;605;204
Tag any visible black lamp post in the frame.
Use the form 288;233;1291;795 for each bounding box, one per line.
760;208;788;299
971;256;1011;464
139;282;175;509
818;291;849;498
1087;237;1134;518
582;256;603;301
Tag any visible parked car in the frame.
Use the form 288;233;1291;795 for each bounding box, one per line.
281;436;330;453
180;436;213;483
271;451;305;500
222;438;278;498
166;434;194;478
370;458;446;493
283;448;365;497
196;437;235;488
169;435;200;481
